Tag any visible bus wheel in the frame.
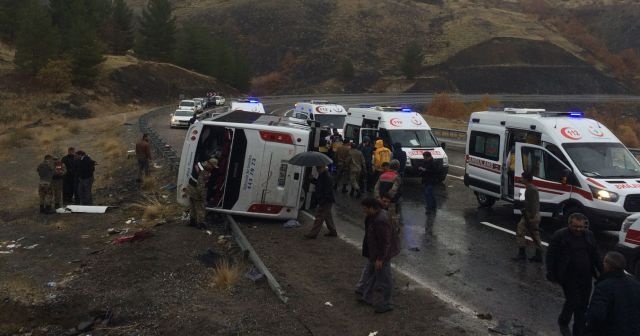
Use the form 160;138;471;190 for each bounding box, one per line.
475;192;496;208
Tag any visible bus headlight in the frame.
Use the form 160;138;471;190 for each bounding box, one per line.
589;185;619;202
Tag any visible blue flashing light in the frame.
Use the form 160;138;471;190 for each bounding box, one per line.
401;108;412;112
569;111;583;118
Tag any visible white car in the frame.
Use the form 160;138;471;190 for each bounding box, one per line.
170;109;195;128
214;95;226;106
193;98;205;112
617;212;640;275
178;100;197;113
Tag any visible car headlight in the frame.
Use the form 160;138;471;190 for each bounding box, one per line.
589;185;619;202
442;154;449;166
622;217;636;233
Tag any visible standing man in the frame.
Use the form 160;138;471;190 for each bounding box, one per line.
61;147;77;204
135;133;152;182
357;136;374;192
304;165;337;239
360;197;400;313
546;212;602;336
334;139;351;192
513;171;544;262
37;155;54;214
348;141;366;197
373;139;391;182
50;156;67;209
418;151;439;214
76;151;96;205
187;158;217;229
584;251;640;336
392;143;407;177
374;160;402;223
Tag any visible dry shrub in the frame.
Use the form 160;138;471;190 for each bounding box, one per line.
211;259;241;291
468;95;500;113
133;195;165;222
68;123;81;134
617;125;640;148
1;128;33;148
251;71;286;96
37;59;73;93
34;125;70;147
97;136;126;163
426;93;469;120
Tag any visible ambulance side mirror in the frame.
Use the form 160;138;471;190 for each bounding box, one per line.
440;142;446;150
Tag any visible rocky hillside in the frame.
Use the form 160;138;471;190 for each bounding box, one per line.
125;0;640;94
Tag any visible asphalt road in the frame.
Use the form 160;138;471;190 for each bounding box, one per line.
149;95;628;335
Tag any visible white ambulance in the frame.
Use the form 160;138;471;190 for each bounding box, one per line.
343;106;449;179
177;110;311;219
617;212;640;274
229;98;266;114
289;100;348;134
464;108;640;230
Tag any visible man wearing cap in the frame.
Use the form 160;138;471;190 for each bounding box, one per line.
187;158;218;228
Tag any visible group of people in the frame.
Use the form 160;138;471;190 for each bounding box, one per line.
37;147;96;213
514;171;640;335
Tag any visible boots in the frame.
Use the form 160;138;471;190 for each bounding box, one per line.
512;247;527;261
529;248;543;263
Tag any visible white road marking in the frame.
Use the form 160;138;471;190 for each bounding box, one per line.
300;210;481;317
447;174;464;181
480;221;549;247
449;164;465;169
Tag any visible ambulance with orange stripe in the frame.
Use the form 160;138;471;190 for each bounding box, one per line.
464;108;640;230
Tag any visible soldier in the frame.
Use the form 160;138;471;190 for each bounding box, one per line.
513;171;544;262
187;158;218;229
37;155;54;214
357;136;374;192
51;156;67;209
348;141;366;197
334;139;352;193
61;147;77;204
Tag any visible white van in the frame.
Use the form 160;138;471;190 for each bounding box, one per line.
343;106;449;179
464;108;640;230
617;212;640;274
177;110;311;219
289;100;348;133
229;98;266;114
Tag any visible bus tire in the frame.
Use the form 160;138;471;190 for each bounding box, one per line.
475;192;496;208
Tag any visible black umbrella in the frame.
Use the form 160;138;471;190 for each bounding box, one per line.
288;151;333;167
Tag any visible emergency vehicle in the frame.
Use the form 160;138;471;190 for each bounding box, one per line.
343;106;449;179
464;108;640;230
289;100;348;134
229;98;266;114
617;213;640;275
177;110;311;219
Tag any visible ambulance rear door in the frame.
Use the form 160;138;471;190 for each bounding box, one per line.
515;143;573;216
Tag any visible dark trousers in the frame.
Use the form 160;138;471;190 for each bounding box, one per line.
559;279;592;336
355;260;374;295
423;184;436;210
363;261;393;309
77;177;94;205
307;203;336;237
63;177;76;203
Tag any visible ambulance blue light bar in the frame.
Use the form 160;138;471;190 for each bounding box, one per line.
569;111;583;118
248;98;260;103
401;108;412;112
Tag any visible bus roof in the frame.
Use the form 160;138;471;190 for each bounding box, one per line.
204;110;310;130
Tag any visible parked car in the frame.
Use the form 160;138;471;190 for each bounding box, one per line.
193;98;205;112
170;109;195;128
214;95;226;106
178;100;197;113
617;212;640;275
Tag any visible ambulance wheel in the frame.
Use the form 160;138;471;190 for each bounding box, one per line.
475;192;496;208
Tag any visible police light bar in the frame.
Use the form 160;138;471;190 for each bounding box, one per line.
401;108;412;112
569;111;584;118
248;98;260;103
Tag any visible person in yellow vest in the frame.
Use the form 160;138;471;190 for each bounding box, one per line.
373;139;392;181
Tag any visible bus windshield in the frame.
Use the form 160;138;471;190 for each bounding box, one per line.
315;114;346;129
388;129;439;148
562;142;640;178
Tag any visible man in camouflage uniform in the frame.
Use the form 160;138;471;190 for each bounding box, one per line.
37;155;54;214
348;142;366;197
334;140;352;193
187;158;218;228
51;156;67;209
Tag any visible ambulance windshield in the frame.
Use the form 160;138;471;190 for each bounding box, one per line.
315;115;346;130
388;130;439;148
563;142;640;178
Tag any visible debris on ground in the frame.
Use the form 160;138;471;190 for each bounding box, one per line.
368;332;378;336
244;266;264;282
107;228;122;235
160;183;176;191
409;247;420;252
125;218;136;225
324;302;333;307
477;313;493;320
197;248;222;267
283;219;301;228
445;269;460;276
113;230;153;244
57;205;110;214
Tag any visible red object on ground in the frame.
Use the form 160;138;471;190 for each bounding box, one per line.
114;230;154;244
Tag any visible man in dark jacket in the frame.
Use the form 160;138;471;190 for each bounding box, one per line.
75;151;96;205
304;165;337;239
546;212;602;336
392;143;407;177
360;197;400;314
584;251;640;336
358;136;374;192
418;151;439;214
61;147;77;204
37;154;54;214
